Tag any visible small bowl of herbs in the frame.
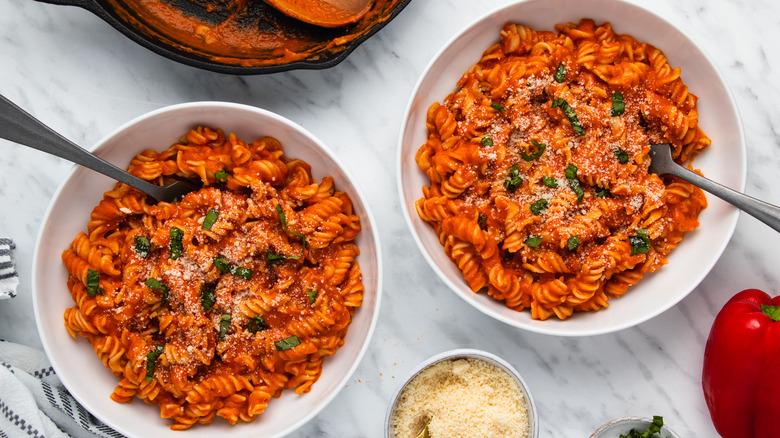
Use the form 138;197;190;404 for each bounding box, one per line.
590;416;681;438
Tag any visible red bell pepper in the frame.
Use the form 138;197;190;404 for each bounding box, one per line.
702;289;780;438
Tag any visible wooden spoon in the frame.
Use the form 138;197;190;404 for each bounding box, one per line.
264;0;374;28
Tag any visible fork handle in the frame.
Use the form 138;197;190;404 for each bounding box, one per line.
666;163;780;233
0;94;166;199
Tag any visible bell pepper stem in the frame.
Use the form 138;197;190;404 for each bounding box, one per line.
761;304;780;322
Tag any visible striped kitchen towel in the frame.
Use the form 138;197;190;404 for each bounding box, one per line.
0;340;126;438
1;238;19;299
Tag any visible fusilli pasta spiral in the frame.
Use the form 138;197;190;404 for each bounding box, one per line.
415;20;709;320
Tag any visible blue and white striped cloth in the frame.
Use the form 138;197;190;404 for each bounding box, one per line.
0;341;126;438
0;238;124;437
1;238;19;299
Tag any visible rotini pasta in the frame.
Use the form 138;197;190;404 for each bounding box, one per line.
62;127;363;429
415;20;709;320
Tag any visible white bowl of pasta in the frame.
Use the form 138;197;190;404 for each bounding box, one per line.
32;102;382;437
398;0;744;336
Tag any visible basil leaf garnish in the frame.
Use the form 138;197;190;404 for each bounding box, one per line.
202;208;219;231
145;344;164;382
248;316;268;333
611;91;625;116
530;199;549;216
551;97;586;136
629;229;651;256
218;314;231;341
504;164;522;193
86;269;105;297
275;335;302;351
134;236;150;258
525;236;543;248
491;102;506;112
169;227;184;260
614;149;629;164
554;62;566;83
521;140;546;161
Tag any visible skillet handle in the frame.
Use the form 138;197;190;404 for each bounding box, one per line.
34;0;104;14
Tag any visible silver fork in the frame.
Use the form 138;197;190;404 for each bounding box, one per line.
648;143;780;233
0;95;197;203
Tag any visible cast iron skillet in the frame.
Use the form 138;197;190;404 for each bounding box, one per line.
36;0;411;75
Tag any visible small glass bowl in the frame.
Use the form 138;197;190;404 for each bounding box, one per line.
590;416;682;438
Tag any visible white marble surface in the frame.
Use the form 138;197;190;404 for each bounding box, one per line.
1;0;779;436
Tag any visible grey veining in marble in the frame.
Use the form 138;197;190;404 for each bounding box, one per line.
2;0;780;436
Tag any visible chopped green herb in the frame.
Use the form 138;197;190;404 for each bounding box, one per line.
595;186;611;198
308;289;318;304
201;285;216;310
213;256;231;273
169;227;184;260
629;229;652;256
525;236;543;248
565;163;578;179
611;91;625;116
554;62;566;83
266;251;286;264
565;163;584;203
275;205;306;260
232;266;253;280
248;315;268;333
551;97;586;136
619;415;664;438
541;176;558;188
614;149;629;164
144;278;167;291
504;177;523;193
215;169;228;182
134;236;151;258
202;208;219;230
567;236;580;251
478;214;488;229
568;178;585;203
145;344;164;382
219;314;231;341
145;278;170;307
86;269;105;297
275;335;302;351
213;256;252;279
481;135;494;147
491;102;506;112
529;199;549;216
521;140;546;161
504;164;523;193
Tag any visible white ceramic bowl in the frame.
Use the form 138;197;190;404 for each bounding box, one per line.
397;0;744;336
590;416;681;438
385;349;539;438
32;102;383;438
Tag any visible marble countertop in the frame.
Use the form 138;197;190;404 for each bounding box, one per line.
2;0;779;436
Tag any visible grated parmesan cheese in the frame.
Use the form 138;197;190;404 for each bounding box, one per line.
392;357;530;438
